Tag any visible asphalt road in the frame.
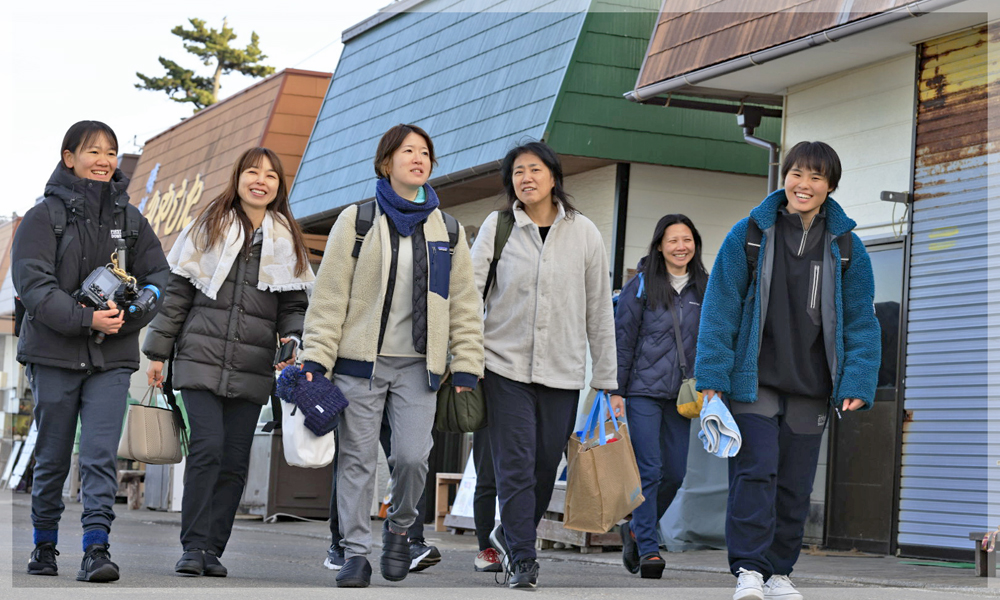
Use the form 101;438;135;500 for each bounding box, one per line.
2;495;984;599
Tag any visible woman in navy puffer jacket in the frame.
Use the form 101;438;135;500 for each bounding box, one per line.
612;214;708;579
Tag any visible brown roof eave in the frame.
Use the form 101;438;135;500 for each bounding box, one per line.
626;0;964;105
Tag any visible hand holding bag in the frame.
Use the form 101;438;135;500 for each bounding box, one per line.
434;370;486;433
117;386;187;465
274;365;346;468
670;299;703;419
563;391;645;533
433;211;514;433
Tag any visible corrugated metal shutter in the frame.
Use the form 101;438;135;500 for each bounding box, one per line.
899;24;996;555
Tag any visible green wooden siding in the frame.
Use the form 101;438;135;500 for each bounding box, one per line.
546;0;781;175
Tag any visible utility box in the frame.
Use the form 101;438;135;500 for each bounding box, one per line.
241;428;332;520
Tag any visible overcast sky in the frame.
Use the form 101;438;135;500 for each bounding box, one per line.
2;0;390;217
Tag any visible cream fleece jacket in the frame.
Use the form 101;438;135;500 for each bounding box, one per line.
301;203;484;388
470;203;618;390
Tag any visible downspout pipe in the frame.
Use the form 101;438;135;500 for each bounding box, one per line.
738;107;780;193
745;132;779;193
625;0;966;103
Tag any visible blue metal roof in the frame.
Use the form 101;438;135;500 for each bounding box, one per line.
290;0;590;220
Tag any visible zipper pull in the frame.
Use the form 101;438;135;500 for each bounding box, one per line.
834;406;842;420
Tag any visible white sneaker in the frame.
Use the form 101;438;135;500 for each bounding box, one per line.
734;568;766;600
764;574;803;600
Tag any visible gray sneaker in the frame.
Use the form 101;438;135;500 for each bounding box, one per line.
323;543;345;570
488;523;511;572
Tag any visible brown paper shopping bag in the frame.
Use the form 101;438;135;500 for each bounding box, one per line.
563;392;644;533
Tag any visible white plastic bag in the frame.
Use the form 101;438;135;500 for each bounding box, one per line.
281;399;336;468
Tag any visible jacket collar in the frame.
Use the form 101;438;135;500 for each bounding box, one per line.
749;188;855;237
43;163;131;213
513;200;566;228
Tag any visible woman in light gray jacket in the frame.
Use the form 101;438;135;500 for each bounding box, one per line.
470;141;618;590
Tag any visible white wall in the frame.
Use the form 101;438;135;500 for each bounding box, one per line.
625;163;768;276
784;52;916;240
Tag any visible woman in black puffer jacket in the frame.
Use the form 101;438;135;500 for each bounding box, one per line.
143;147;313;577
612;214;708;579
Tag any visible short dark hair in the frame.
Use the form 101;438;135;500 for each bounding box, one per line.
781;141;842;192
61;120;118;164
373;124;437;179
499;141;577;215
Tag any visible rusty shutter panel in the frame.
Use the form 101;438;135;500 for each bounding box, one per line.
899;24;995;556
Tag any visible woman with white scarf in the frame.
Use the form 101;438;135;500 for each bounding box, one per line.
143;147;313;577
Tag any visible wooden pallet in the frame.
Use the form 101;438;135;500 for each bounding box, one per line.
536;481;622;553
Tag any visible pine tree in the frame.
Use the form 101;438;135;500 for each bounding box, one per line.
136;18;275;111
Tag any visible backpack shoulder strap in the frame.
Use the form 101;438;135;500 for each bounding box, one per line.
441;211;460;254
123;203;141;252
745;219;762;279
837;233;852;273
352;201;376;259
43;197;72;267
483;210;515;303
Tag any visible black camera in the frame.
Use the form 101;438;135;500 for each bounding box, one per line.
74;243;160;343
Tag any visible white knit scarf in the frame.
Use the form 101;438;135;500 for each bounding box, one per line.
167;212;314;300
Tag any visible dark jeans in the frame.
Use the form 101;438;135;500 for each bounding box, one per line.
626;395;691;556
472;427;497;550
27;364;131;534
180;389;262;556
726;412;824;578
329;409;427;545
484;369;579;563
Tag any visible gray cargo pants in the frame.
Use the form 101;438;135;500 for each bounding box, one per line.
333;356;435;560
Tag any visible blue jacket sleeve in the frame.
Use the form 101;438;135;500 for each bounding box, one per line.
612;274;643;397
695;219;751;394
836;233;881;409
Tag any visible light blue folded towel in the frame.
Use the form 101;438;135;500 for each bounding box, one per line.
698;394;742;458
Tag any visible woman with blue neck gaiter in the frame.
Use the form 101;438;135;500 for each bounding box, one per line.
299;124;484;588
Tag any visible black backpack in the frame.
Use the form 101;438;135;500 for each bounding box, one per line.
352;200;460;258
13;198;141;337
744;219;851;284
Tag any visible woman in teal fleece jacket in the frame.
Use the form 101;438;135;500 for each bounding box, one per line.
695;141;880;600
695;192;881;407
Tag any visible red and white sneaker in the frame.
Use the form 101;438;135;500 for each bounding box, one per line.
474;548;502;572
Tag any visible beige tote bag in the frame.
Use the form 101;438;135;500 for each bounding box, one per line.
117;386;186;465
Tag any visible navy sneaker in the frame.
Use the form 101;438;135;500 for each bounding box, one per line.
509;557;539;589
408;540;441;572
324;543;345;570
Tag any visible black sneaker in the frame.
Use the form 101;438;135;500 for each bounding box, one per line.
175;550;204;576
408;540;441;572
76;543;119;582
27;542;59;576
619;521;640;574
324;543;345;570
336;556;372;588
379;520;410;582
639;552;665;579
488;523;511;572
203;550;228;577
509;558;539;590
